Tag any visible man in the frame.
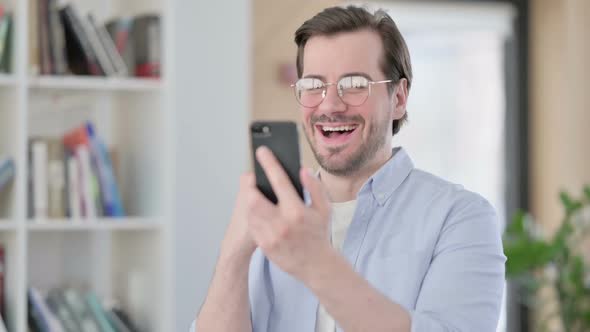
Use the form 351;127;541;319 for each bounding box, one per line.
193;5;505;332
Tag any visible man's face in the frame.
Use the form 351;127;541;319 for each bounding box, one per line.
300;29;405;176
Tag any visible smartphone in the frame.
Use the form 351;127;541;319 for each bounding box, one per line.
250;121;304;204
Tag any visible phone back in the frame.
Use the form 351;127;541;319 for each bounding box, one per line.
250;121;303;204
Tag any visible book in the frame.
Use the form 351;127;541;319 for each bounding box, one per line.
0;311;6;332
60;4;103;75
110;308;138;332
86;123;124;217
63;123;124;217
87;14;128;76
79;14;115;76
61;288;101;332
105;310;130;332
132;14;160;78
30;139;49;219
105;18;134;76
28;287;65;332
85;292;115;332
0;10;12;73
75;145;97;219
47;139;66;218
46;289;82;332
65;154;81;219
0;156;14;193
47;0;67;74
29;0;40;74
0;245;4;321
37;0;53;75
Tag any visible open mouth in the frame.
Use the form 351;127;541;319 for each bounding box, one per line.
317;124;359;139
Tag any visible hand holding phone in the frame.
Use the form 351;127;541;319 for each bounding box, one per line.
250;121;304;204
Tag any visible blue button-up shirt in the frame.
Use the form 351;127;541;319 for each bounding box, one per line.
192;147;506;332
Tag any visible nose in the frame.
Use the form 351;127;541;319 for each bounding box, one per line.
317;84;347;114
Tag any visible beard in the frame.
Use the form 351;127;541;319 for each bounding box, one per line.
303;112;390;177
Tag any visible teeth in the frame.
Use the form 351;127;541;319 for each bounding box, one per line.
321;125;357;132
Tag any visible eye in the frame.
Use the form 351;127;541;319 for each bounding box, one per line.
297;78;325;92
338;75;369;90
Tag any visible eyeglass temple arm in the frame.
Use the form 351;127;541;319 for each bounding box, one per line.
370;79;393;85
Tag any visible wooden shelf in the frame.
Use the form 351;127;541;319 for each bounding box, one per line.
0;220;17;231
28;76;162;92
27;217;162;231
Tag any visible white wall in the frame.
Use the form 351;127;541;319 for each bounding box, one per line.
173;0;251;330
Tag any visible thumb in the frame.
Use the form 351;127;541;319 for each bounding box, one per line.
300;168;330;215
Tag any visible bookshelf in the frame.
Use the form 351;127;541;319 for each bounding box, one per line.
29;76;162;91
0;0;173;331
0;221;16;230
0;74;15;86
27;217;163;231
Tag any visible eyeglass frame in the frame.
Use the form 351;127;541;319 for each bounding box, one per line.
290;75;394;108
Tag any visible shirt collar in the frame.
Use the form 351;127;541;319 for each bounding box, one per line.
361;147;414;206
313;147;414;206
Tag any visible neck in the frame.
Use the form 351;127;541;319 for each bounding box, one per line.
319;148;393;203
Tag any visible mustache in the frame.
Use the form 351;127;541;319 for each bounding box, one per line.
310;114;364;125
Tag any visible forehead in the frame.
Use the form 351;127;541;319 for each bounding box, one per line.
302;29;384;79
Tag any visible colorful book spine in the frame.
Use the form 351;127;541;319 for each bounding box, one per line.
0;157;14;193
28;287;65;332
64;122;124;217
86;123;124;217
86;292;115;332
75;145;96;219
0;10;12;73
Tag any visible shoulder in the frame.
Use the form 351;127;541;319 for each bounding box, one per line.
399;169;503;259
404;168;495;212
396;168;500;240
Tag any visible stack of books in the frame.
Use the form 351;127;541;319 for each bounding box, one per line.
28;122;124;220
31;0;161;78
28;286;139;332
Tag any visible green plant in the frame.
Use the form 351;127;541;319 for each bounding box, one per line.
504;187;590;332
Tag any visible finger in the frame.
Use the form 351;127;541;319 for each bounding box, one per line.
246;187;280;247
300;167;331;215
239;172;256;189
256;146;303;207
246;185;277;219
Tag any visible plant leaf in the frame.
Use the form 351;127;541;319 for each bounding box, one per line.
504;240;558;276
561;191;583;216
583;185;590;202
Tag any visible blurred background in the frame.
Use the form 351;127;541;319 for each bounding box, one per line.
0;0;587;331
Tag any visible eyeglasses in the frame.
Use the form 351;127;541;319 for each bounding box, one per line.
291;75;393;108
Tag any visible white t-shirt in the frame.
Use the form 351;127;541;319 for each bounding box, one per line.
315;200;358;332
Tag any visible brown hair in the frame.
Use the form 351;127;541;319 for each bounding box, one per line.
294;5;412;136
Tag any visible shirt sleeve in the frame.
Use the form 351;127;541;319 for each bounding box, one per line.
189;249;271;332
249;248;274;332
410;192;506;332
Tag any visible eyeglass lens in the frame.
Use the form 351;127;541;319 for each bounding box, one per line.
294;75;371;107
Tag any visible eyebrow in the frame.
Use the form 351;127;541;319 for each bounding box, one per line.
302;72;374;81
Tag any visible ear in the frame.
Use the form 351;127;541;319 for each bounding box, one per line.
390;78;408;121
